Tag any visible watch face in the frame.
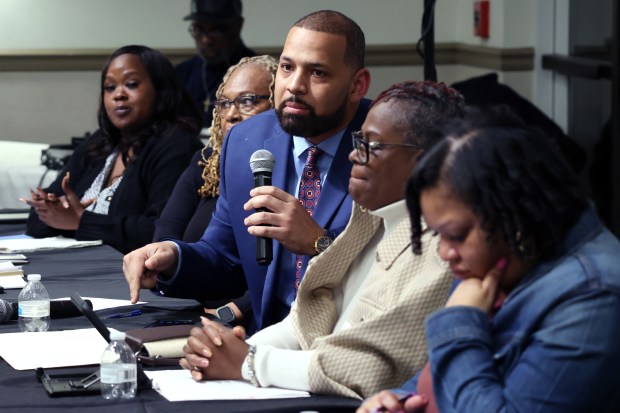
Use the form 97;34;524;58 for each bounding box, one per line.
316;235;333;254
216;306;235;324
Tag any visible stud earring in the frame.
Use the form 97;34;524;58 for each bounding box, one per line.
515;231;526;253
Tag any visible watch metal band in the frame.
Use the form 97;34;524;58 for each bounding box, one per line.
246;345;261;387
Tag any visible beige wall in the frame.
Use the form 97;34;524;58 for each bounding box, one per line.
0;0;536;144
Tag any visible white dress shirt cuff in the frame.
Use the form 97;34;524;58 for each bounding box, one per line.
241;344;314;391
247;314;300;349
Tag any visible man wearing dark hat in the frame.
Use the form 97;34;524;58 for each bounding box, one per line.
177;0;256;127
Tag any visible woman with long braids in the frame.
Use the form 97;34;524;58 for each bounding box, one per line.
154;55;277;243
153;55;278;327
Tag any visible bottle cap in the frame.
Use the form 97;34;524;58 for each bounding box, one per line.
108;329;126;341
27;274;41;282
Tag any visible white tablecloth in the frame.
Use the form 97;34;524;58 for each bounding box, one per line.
0;141;58;210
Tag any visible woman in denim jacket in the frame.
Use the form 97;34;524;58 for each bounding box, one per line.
359;108;620;413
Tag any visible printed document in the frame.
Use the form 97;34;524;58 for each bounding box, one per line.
145;369;310;401
0;236;102;253
0;274;26;289
0;328;108;370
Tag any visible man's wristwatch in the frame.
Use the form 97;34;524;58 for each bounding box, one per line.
215;305;236;324
313;231;334;255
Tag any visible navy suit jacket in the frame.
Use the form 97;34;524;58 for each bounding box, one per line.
157;99;371;331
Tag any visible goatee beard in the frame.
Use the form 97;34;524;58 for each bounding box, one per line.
276;96;347;138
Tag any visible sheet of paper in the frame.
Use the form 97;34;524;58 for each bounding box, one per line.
0;253;28;265
0;261;22;276
0;328;108;370
0;254;27;261
0;236;102;253
0;274;27;289
0;211;29;222
0;261;19;269
145;370;310;401
0;234;31;240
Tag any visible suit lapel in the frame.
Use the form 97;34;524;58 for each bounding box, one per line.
294;205;382;346
376;217;412;270
264;128;290;195
313;131;354;228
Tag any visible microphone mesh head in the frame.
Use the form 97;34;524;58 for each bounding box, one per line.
0;299;13;323
249;150;276;174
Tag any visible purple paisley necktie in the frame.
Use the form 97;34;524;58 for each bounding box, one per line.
295;146;322;289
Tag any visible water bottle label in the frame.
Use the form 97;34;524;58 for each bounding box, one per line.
17;301;50;318
100;364;137;384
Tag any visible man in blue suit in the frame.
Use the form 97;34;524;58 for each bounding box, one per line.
123;10;372;333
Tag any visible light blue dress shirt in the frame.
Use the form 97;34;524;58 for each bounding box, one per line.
274;130;346;314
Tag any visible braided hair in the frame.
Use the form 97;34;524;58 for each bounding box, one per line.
407;106;588;261
371;80;465;147
197;55;278;197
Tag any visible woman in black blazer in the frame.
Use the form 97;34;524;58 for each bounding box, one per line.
24;45;203;253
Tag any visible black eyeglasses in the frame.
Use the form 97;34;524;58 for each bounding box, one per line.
188;23;229;39
351;131;421;165
215;94;270;116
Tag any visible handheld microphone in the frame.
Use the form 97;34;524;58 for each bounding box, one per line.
0;298;92;323
249;149;276;266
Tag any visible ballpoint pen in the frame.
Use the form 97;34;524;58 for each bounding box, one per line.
104;309;142;319
144;319;196;328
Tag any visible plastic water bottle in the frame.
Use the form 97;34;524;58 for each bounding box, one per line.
17;273;50;332
100;329;137;400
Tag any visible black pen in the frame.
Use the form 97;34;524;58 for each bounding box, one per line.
105;309;142;319
144;319;195;328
